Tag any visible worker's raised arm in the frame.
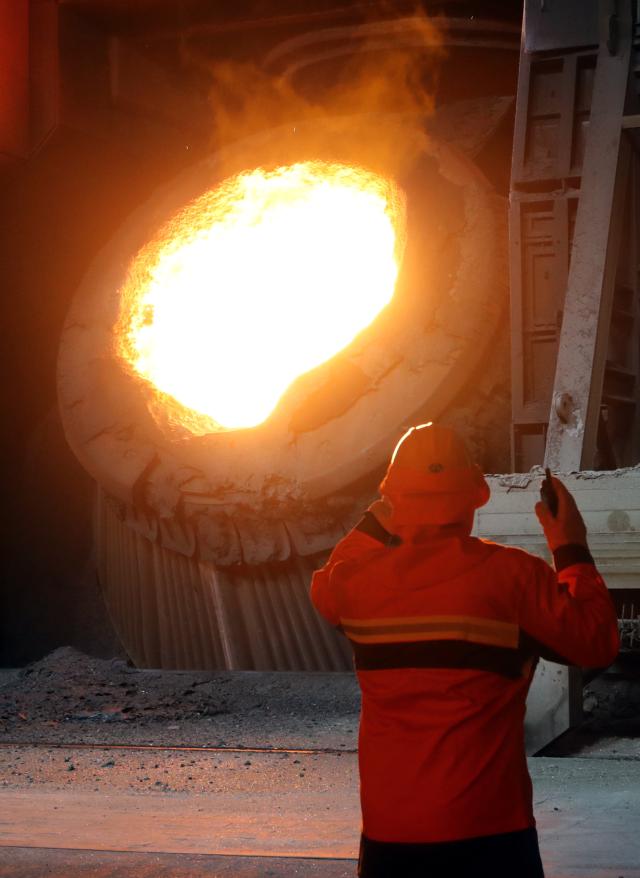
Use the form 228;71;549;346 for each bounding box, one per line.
517;476;619;669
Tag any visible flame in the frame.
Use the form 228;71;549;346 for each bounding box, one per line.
117;161;405;433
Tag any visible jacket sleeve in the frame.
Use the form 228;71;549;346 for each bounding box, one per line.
310;516;387;626
517;545;620;668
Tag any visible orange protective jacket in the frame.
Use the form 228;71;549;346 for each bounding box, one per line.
311;515;619;844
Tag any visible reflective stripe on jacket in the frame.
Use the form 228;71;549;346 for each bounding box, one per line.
310;515;619;844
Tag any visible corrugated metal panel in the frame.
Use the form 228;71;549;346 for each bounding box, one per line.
96;488;352;671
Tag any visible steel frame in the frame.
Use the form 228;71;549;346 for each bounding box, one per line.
510;0;640;473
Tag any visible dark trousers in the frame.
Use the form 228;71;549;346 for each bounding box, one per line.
358;827;545;878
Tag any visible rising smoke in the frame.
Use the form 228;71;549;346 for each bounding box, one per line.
181;4;446;180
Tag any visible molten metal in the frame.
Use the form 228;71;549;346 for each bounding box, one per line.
117;161;405;433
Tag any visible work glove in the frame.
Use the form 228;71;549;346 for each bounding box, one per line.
535;474;588;552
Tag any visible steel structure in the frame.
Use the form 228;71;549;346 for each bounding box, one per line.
510;0;640;473
503;0;640;748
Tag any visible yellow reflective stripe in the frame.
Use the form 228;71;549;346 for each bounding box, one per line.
340;614;515;630
344;630;516;647
340;615;518;648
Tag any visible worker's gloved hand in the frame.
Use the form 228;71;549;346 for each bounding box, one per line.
535;475;588;552
367;497;394;531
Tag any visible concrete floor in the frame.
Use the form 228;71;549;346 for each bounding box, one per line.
0;848;356;877
531;758;640;877
1;657;640;876
0;749;639;876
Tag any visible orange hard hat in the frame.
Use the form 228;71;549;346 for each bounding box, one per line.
379;423;490;525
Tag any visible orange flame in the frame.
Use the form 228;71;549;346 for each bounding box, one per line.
117;161;405;433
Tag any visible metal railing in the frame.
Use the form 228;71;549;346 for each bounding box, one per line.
619;603;640;651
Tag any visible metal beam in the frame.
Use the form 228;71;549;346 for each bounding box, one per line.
545;2;634;471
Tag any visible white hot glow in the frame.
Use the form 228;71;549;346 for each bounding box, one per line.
118;161;405;432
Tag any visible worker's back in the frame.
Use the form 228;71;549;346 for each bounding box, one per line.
310;424;619;877
335;533;537;843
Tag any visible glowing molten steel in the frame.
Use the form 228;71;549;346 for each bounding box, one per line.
118;161;405;432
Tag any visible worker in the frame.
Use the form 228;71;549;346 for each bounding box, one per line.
311;423;619;878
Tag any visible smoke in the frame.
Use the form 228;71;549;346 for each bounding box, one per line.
182;5;445;179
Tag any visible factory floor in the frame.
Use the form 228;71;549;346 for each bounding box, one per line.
1;751;640;877
1;651;639;877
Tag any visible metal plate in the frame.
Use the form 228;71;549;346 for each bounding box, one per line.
525;0;598;54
